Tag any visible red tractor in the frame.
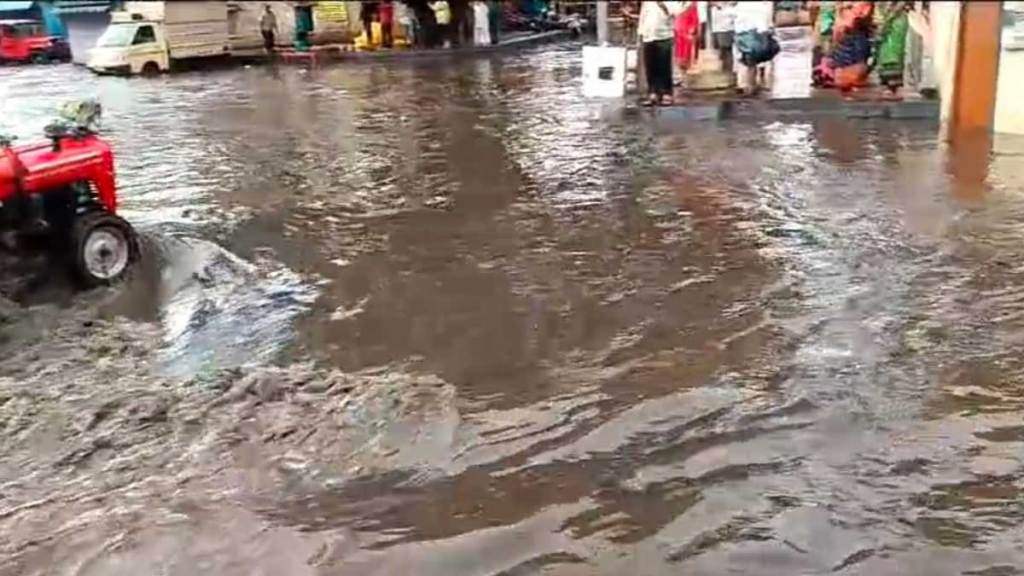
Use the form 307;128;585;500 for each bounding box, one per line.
0;101;137;287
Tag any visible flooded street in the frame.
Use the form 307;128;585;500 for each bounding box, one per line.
5;48;1024;574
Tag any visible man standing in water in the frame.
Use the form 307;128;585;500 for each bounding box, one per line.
487;0;501;45
379;1;394;48
639;1;683;106
431;0;452;47
361;1;380;43
733;1;774;95
260;4;278;53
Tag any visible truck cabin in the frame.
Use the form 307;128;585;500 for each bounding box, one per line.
94;20;158;49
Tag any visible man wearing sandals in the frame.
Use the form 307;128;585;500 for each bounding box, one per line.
639;1;685;106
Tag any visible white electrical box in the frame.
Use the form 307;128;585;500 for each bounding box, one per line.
582;46;627;98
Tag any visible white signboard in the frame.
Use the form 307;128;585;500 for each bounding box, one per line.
1004;1;1024;51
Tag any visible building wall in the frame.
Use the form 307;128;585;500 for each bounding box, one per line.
229;1;360;48
106;1;358;50
64;12;110;64
995;3;1024;134
928;1;962;133
229;2;295;49
994;52;1024;134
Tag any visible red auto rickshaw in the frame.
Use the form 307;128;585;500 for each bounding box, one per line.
0;19;71;64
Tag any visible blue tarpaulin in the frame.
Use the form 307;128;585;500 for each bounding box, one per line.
40;3;66;38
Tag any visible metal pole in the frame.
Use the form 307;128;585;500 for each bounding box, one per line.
597;1;609;45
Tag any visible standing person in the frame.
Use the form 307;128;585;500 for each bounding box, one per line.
431;0;452;47
488;0;502;45
876;1;910;95
460;1;473;46
812;1;837;86
396;1;416;47
414;2;437;47
638;1;683;106
674;1;700;78
831;1;873;92
259;4;278;53
710;1;736;73
379;1;395;48
361;1;379;42
472;1;491;45
733;0;774;95
622;1;640;45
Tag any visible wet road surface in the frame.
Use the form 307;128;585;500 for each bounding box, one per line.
4;49;1024;575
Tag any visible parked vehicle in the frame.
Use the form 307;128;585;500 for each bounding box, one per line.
87;1;229;75
0;19;71;64
0;101;138;287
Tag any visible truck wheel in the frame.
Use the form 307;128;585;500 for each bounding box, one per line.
141;62;160;76
71;212;139;287
32;53;49;64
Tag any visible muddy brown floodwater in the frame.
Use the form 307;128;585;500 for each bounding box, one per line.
4;48;1024;575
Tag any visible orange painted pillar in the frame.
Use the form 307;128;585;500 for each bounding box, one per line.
949;1;1002;137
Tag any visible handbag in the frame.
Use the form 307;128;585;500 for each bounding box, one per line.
736;30;780;66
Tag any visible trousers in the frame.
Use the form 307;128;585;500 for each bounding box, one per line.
643;39;673;96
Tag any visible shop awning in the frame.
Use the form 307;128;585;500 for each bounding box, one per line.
52;0;111;15
0;1;35;12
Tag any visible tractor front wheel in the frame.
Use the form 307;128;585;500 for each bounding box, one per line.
71;212;138;287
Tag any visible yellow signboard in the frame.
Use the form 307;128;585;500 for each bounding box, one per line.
315;1;350;27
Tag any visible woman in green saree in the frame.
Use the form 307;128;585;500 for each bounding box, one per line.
876;1;910;93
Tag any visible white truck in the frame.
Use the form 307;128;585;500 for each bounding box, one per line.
87;1;231;75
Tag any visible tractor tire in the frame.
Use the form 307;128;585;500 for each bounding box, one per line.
70;211;139;287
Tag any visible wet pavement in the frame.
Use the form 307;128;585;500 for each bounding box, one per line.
3;47;1024;575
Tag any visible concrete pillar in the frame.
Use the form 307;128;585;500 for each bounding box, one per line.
948;1;1003;139
596;1;609;45
696;1;721;72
